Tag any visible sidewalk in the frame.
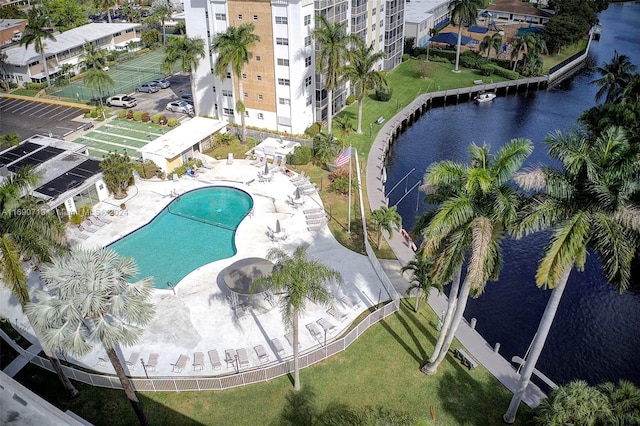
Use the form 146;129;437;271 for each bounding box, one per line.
366;116;545;408
3;344;41;378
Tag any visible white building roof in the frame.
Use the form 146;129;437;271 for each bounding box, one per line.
405;0;447;24
2;22;140;66
141;117;227;159
0;18;26;30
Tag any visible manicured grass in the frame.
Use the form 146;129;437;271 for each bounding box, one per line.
14;301;533;425
11;88;40;96
542;39;589;72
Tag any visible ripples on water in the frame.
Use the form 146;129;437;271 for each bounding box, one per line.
385;3;640;386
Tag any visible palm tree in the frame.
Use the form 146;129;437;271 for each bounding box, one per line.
448;0;482;72
0;51;10;91
533;381;612;426
420;138;533;375
26;247;156;426
370;205;402;250
426;27;440;62
59;63;74;82
503;126;640;423
20;8;56;88
0;167;78;399
84;67;114;111
334;116;354;144
479;33;502;59
79;42;107;71
343;40;386;134
211;24;260;145
162;36;206;115
313;132;340;166
97;0;117;23
251;246;343;391
401;255;442;312
0;132;21;150
313;15;354;131
592;51;638;104
598;380;640;423
151;0;173;46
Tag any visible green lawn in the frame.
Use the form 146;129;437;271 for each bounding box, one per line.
14;300;533;425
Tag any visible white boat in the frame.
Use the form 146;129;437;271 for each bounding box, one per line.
474;92;496;103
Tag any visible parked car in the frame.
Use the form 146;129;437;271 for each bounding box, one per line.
106;94;137;108
135;82;160;93
151;79;171;89
180;93;193;104
166;100;194;114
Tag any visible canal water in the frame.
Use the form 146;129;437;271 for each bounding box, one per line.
385;2;640;386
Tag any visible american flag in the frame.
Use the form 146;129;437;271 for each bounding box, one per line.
334;146;351;167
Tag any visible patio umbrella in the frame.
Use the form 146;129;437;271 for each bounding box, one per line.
264;161;269;175
275;219;281;233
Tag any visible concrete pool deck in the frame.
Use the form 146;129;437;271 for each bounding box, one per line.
1;158;388;377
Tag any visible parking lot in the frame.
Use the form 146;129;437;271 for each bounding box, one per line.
0;98;88;139
124;73;193;119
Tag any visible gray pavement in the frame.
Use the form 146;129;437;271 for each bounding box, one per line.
366;110;546;408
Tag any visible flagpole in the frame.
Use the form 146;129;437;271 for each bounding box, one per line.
347;144;352;233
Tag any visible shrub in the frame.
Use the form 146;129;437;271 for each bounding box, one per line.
329;169;354;194
460;50;485;69
131;159;161;179
141;112;150;123
151;113;161;124
126;109;134;120
89;109;99;119
493;66;520;80
8;82;18;89
69;213;84;225
287;145;312;165
213;132;234;147
167;117;180;127
479;64;494;76
346;94;356;105
417;54;428;61
24;82;46;90
132;111;143;121
305;122;322;138
158;115;168;125
375;87;393;102
117;110;126;119
171;160;203;177
402;53;410;62
429;55;451;64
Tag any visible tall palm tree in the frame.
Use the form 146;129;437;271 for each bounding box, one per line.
370;205;402;250
510;32;541;73
0;167;78;399
20;8;56;88
448;0;482;72
313;15;354;131
211;24;260;145
420;138;533;375
85;67;114;111
503;126;640;423
251;246;343;391
426;27;440;62
59;63;74;82
0;51;10;91
97;0;117;23
79;42;107;71
151;0;173;46
401;255;442;312
479;32;502;59
343;40;386;134
26;247;156;426
162;36;206;115
592;51;638;104
334;116;354;144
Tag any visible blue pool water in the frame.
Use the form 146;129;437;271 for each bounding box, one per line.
109;187;253;289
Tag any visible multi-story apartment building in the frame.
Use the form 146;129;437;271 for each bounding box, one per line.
184;0;404;134
404;0;449;48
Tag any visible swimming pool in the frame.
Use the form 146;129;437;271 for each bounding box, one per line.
109;186;253;289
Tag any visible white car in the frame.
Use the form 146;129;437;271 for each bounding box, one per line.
106;94;137;108
166;100;193;114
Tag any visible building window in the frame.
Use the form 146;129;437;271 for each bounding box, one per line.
244;92;248;98
238;14;243;20
215;13;226;20
277;58;289;66
305;76;312;87
372;7;376;15
242;73;247;79
257;75;262;81
253;15;258;21
278;78;290;86
223;108;234;115
245;111;250;116
222;89;233;96
304;36;311;47
305;56;311;67
279;98;290;105
304;14;311;25
306;94;312;106
256;55;261;61
226;72;231;78
372;23;376;31
276;38;289;46
275;16;288;24
258;113;264;119
212;86;216;93
258;94;263;100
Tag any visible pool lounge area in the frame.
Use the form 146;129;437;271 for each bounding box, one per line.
1;157;389;377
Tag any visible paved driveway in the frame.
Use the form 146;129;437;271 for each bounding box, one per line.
0;97;87;139
113;73;193;120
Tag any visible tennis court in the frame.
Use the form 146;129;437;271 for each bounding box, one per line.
74;119;167;159
51;49;176;101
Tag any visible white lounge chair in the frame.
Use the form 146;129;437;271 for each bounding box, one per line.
306;323;322;341
193;352;204;371
145;353;159;372
341;296;361;309
317;317;336;333
328;306;348;322
125;351;140;369
172;354;189;373
224;349;237;368
271;338;285;356
236;348;250;368
254;345;269;363
87;216;104;227
208;350;222;370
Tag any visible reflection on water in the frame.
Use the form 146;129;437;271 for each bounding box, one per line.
385;3;640;386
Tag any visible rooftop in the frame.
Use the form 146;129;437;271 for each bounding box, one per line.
140;117;227;160
404;0;446;24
